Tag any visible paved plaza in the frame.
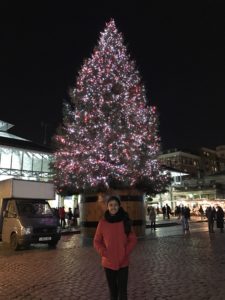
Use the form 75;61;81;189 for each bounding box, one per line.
0;221;225;300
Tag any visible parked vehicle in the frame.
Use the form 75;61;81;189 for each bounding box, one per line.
0;178;61;250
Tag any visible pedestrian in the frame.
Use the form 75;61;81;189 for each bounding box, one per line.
73;206;80;226
181;206;190;234
198;205;204;220
175;206;180;219
166;204;171;219
94;195;137;300
216;206;224;233
206;206;216;233
156;206;160;215
67;207;73;228
149;207;156;230
59;206;66;228
162;205;166;220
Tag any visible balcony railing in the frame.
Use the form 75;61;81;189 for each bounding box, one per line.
0;167;53;181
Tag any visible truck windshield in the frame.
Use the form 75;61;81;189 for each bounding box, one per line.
16;200;53;218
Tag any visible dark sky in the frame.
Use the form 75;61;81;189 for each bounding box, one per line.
0;1;224;151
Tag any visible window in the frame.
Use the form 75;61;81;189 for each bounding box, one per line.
42;154;51;172
7;201;17;218
16;200;53;217
11;150;23;170
23;152;33;171
0;147;12;169
33;153;42;172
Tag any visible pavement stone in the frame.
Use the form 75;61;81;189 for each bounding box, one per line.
0;220;225;299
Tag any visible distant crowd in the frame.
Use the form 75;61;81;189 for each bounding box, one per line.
52;206;80;228
147;204;225;234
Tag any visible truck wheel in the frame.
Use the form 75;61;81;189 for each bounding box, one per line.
10;233;20;251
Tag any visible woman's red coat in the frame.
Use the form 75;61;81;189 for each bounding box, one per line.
93;219;137;270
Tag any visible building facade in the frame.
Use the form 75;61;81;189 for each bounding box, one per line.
158;150;201;176
0;120;53;182
158;146;225;177
156;147;225;212
0;120;78;213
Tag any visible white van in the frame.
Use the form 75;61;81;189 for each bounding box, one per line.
0;179;61;250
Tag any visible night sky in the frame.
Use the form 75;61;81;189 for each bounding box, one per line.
0;1;224;151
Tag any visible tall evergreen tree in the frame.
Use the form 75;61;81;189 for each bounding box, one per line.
52;19;169;194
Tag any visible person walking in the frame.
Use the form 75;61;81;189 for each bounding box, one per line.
216;206;224;233
175;205;181;219
59;206;66;228
198;205;204;220
206;206;216;233
181;206;190;234
94;196;137;300
149;207;156;230
166;204;171;220
67;207;73;229
162;205;166;220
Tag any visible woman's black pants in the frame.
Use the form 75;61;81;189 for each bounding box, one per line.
104;266;128;300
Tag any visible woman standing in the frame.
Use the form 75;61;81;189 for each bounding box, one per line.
94;196;137;300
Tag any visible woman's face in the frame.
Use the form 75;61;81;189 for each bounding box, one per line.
107;200;120;215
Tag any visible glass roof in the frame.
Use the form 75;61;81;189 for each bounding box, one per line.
0;120;29;141
0;131;29;141
0;120;14;131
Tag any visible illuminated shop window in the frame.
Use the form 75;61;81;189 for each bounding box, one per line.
0;142;52;180
23;152;33;171
0;147;12;168
11;150;23;169
42;155;51;172
33;153;42;172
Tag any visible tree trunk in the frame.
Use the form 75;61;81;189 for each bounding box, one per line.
80;189;146;238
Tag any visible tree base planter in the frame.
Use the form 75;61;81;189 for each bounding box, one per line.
79;189;146;239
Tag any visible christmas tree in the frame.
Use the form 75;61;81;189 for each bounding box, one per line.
52;19;169;195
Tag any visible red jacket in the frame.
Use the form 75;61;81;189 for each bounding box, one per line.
93;219;137;270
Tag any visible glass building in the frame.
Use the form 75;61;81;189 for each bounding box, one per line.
0;120;79;213
0;120;53;182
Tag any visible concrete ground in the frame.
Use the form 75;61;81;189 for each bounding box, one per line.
0;219;224;300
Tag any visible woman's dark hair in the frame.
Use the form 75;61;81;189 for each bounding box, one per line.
105;196;132;236
107;195;121;206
